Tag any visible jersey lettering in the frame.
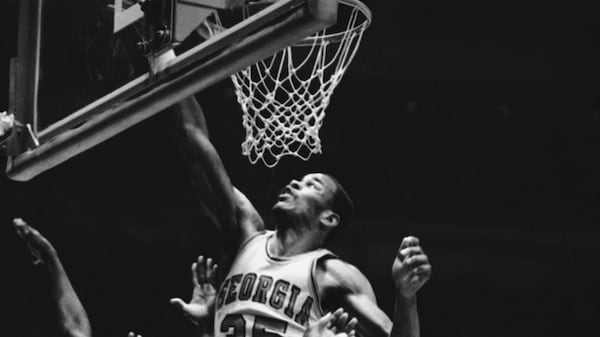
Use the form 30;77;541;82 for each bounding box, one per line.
284;285;301;318
239;273;257;300
269;280;290;309
252;275;274;304
218;273;315;325
226;274;243;305
294;297;313;326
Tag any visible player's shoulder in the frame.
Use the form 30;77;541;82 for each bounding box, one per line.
238;229;272;250
315;256;372;294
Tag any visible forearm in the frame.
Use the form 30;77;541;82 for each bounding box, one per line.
390;295;419;337
172;96;241;248
47;258;92;337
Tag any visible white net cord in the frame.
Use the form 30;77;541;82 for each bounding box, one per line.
208;0;371;167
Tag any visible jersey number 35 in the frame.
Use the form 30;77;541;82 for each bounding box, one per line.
221;314;288;337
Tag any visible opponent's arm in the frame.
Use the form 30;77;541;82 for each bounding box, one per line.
318;236;431;337
13;218;92;337
170;255;218;337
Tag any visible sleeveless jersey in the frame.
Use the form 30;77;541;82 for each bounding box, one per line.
214;231;333;337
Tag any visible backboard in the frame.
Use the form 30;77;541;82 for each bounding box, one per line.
4;0;338;181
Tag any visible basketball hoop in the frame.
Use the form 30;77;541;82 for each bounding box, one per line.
207;0;371;167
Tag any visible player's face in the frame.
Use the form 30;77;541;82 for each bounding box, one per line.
273;173;337;223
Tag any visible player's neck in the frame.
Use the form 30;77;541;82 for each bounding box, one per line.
271;227;324;257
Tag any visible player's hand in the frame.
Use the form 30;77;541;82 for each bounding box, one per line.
304;308;357;337
149;48;176;73
12;218;57;266
170;255;218;325
391;236;432;299
128;332;143;337
1;111;15;142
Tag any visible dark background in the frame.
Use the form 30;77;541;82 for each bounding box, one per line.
2;1;600;337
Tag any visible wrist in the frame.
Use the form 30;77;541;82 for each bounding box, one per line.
395;291;417;307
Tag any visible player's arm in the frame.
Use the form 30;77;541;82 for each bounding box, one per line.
173;97;264;253
318;237;431;337
13;219;92;337
317;259;391;337
153;50;262;252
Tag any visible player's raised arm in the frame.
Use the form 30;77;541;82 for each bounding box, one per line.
173;96;264;253
317;236;431;337
151;50;263;254
13;218;92;337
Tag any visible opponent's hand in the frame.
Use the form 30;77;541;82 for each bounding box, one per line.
0;111;15;141
391;236;432;299
12;218;56;266
170;256;218;325
304;308;357;337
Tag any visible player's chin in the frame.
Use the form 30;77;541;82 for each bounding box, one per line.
272;201;287;212
272;202;293;217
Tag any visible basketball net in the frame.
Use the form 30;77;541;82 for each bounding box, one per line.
207;0;371;167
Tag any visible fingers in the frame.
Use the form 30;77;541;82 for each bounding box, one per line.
196;256;206;285
206;258;218;286
13;218;45;245
13;218;27;227
170;298;186;310
399;246;423;259
327;308;356;335
334;312;349;333
315;311;334;329
403;254;429;269
399;236;419;250
346;317;358;332
407;264;432;281
194;255;218;287
13;218;44;265
13;218;31;239
394;236;432;295
308;309;357;337
397;237;427;266
201;257;212;285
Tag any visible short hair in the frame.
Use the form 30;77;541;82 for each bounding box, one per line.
324;174;354;238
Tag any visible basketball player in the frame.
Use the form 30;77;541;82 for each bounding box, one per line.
12;217;355;337
171;255;358;337
170;92;432;337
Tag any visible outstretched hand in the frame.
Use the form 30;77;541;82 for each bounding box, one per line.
391;236;432;299
304;308;357;337
170;256;218;326
12;218;56;266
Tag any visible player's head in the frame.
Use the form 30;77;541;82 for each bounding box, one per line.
273;173;353;238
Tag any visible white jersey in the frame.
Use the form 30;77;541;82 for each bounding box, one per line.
215;231;334;337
